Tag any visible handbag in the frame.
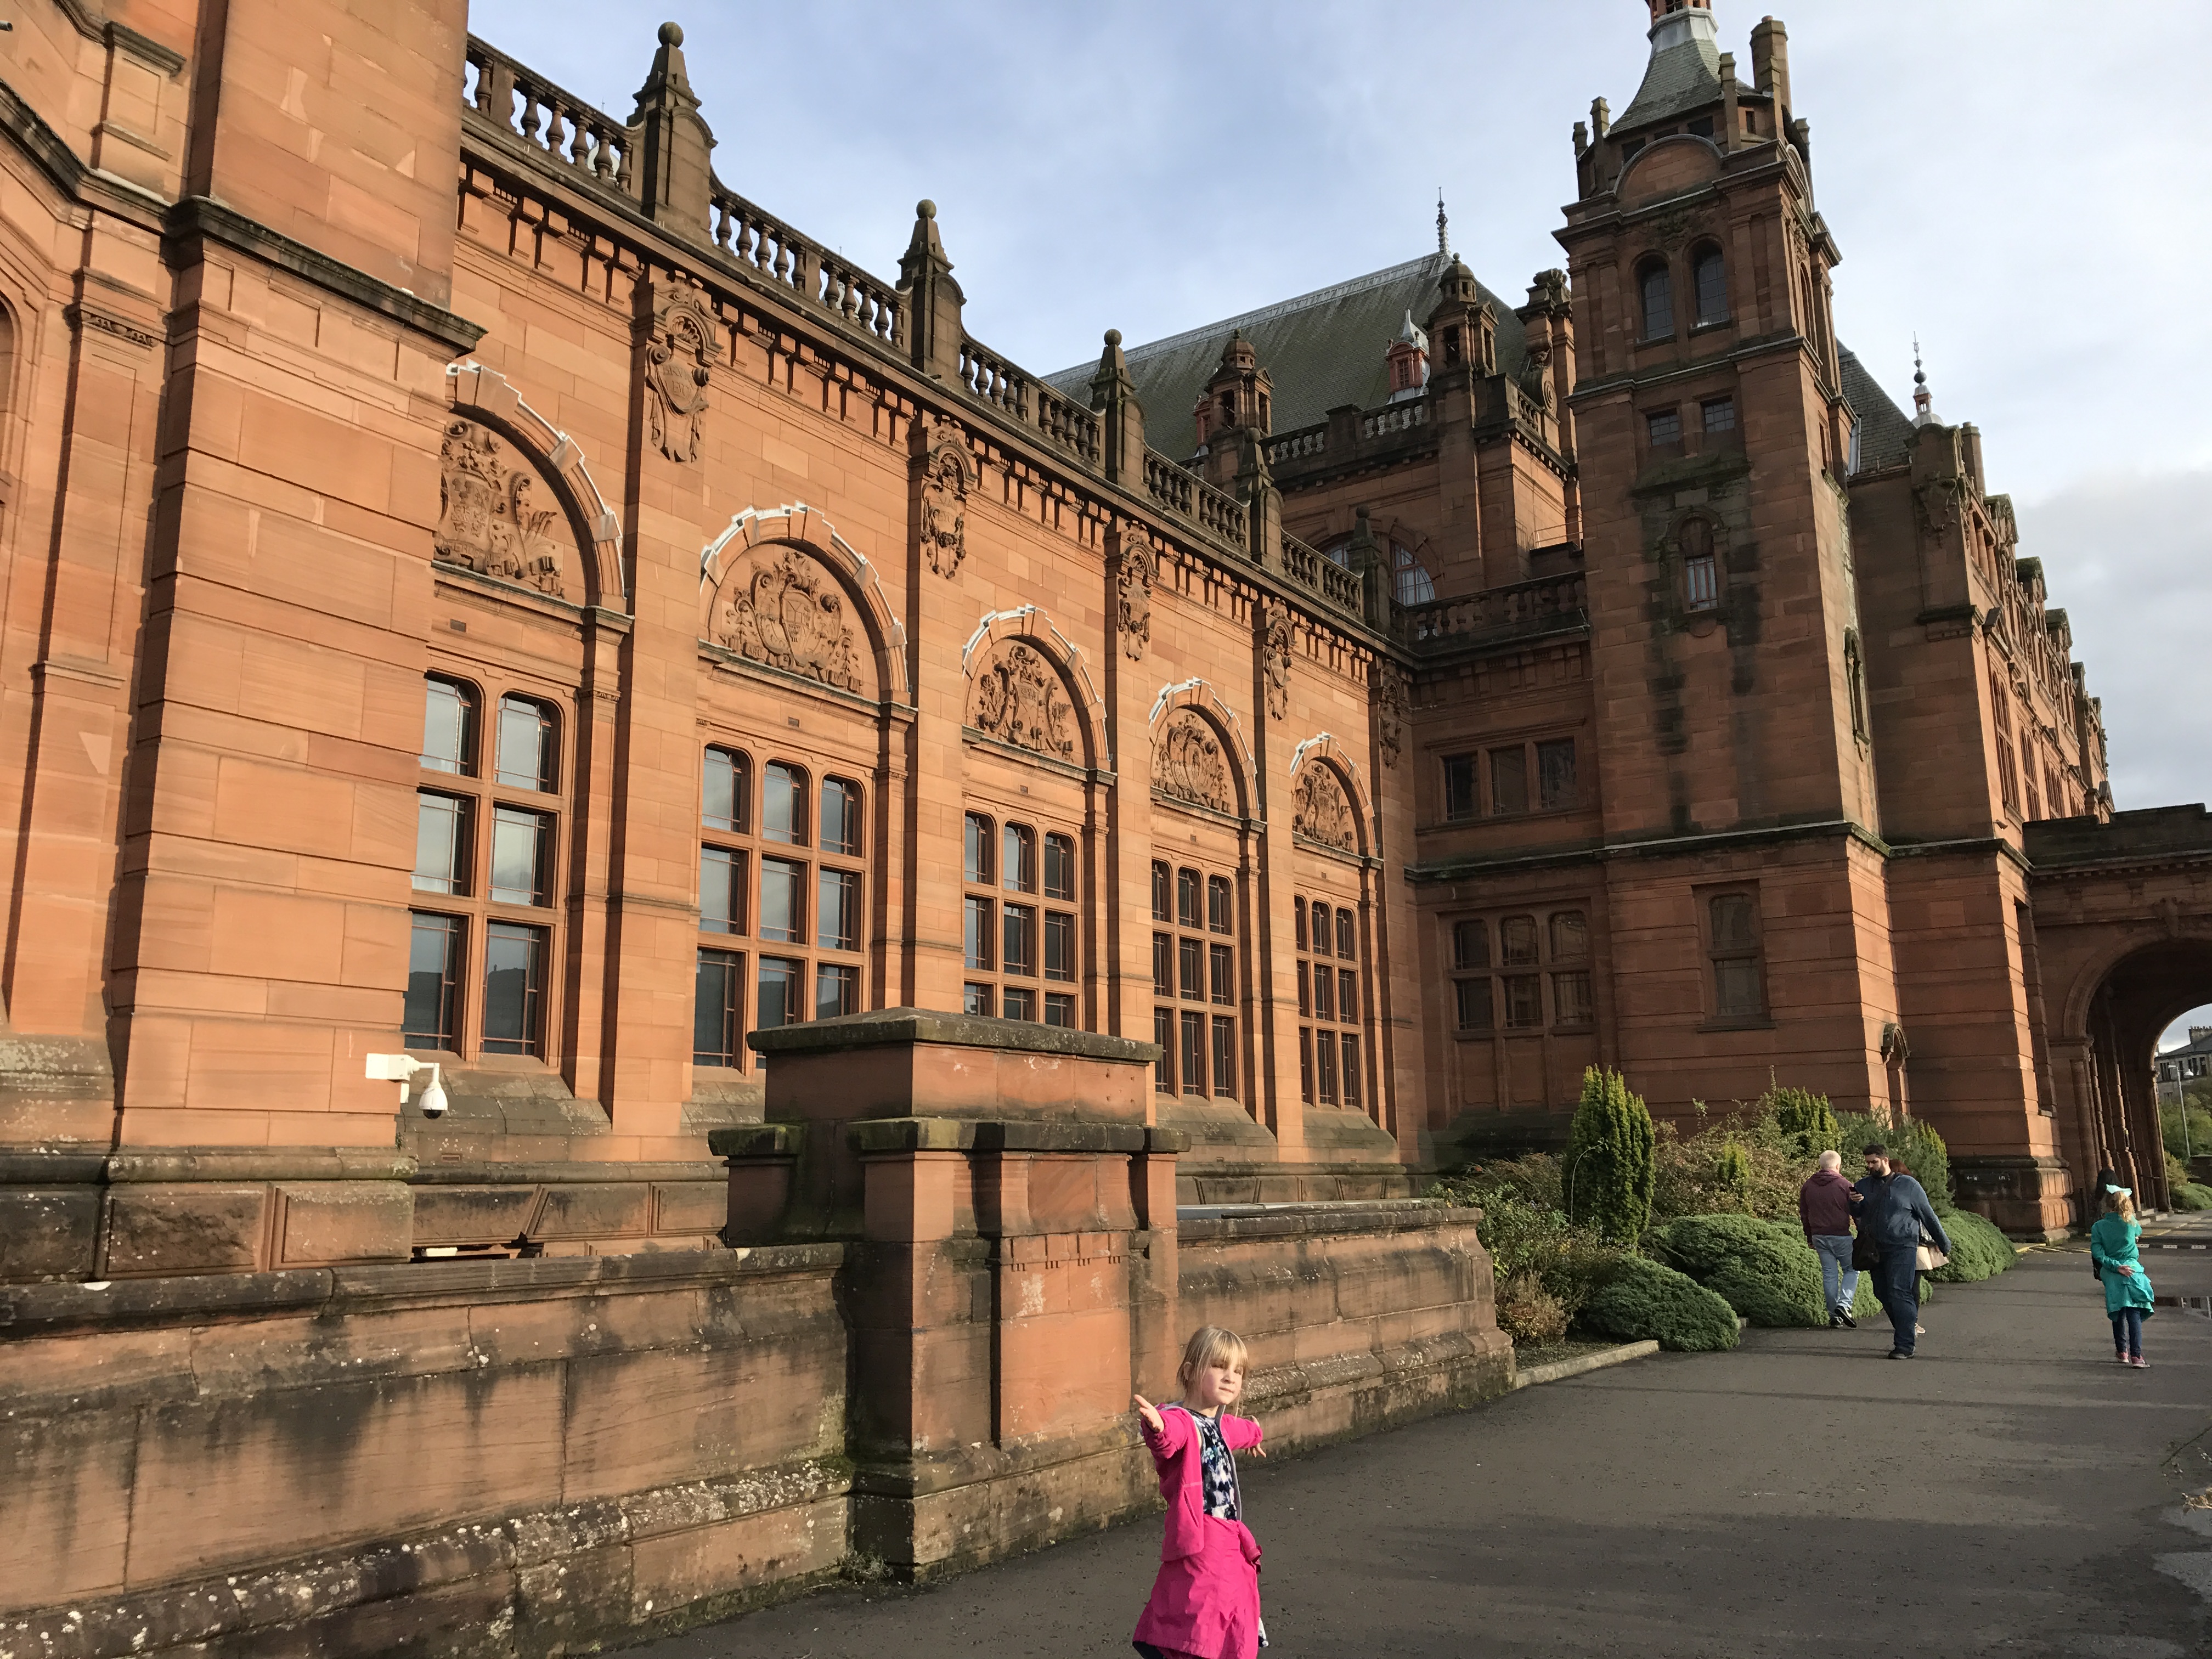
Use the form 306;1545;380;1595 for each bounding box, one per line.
1914;1242;1948;1273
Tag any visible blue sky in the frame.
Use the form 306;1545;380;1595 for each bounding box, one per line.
468;0;2212;1042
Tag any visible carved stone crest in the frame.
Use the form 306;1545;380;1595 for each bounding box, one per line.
1517;334;1555;412
433;419;568;597
647;280;716;463
713;550;863;692
916;416;975;578
1115;528;1154;662
969;641;1076;760
1293;764;1356;851
1375;663;1406;769
1261;601;1293;721
1912;476;1962;541
1153;712;1232;814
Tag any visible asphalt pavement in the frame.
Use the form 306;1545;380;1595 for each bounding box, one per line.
628;1248;2212;1659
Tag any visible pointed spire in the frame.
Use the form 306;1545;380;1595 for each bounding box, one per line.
1436;190;1449;257
1911;336;1939;426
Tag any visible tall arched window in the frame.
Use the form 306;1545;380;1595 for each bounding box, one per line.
1639;260;1674;341
1692;245;1729;326
1392;543;1435;605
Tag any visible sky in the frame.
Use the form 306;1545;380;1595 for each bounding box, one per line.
467;0;2212;1044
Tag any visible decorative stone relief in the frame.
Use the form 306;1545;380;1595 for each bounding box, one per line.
433;419;568;597
1293;764;1356;851
713;550;864;692
1115;527;1154;662
647;279;716;463
1912;477;1961;540
970;641;1076;760
1517;333;1555;411
1261;601;1293;721
916;416;975;578
1153;712;1232;814
1375;663;1406;770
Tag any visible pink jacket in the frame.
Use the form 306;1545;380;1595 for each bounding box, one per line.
1141;1403;1264;1561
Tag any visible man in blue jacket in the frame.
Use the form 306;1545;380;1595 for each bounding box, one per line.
1852;1144;1951;1358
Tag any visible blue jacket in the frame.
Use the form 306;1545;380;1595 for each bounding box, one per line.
1852;1172;1951;1256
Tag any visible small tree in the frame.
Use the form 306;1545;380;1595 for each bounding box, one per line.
1769;1086;1839;1158
1565;1065;1658;1244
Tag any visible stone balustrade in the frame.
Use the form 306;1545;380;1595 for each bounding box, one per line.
1401;569;1589;648
958;334;1104;467
465;36;638;198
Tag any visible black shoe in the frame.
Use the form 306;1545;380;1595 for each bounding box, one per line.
1839;1311;1857;1329
1888;1348;1913;1359
1829;1313;1843;1329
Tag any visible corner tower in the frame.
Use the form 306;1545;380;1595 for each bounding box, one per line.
1556;5;1895;1113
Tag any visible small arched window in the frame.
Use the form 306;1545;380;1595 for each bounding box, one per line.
764;762;808;844
1681;519;1719;612
1639;260;1675;341
1392;543;1436;606
1692;246;1729;326
494;695;558;792
421;676;479;775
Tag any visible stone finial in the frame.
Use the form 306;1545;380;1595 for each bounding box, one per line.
897;199;965;381
1090;328;1146;488
1347;507;1390;631
632;20;716;235
1436;190;1449;257
1911;336;1939;427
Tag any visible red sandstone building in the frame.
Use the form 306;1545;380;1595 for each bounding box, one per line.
0;0;2203;1291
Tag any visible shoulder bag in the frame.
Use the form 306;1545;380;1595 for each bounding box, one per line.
1914;1238;1948;1273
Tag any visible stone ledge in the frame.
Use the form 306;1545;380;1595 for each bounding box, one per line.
844;1117;1181;1155
1178;1199;1480;1242
748;1006;1158;1064
1510;1339;1660;1390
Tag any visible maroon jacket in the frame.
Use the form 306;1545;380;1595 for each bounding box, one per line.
1799;1169;1857;1238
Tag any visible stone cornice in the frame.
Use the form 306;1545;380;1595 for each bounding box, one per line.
1407;815;1905;885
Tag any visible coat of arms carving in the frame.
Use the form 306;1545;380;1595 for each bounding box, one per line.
1115;528;1154;662
1375;663;1406;769
1293;764;1356;851
1261;602;1293;721
917;417;974;578
647;281;716;464
969;642;1076;760
713;550;864;693
433;419;568;598
1153;712;1232;814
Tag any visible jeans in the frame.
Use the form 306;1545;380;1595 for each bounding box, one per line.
1871;1246;1921;1353
2111;1307;2144;1359
1810;1234;1859;1314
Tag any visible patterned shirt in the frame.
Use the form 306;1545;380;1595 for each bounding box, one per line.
1194;1410;1238;1520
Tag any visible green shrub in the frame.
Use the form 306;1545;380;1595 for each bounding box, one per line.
1927;1208;2017;1282
1497;1271;1571;1346
1443;1159;1624;1325
1768;1087;1839;1158
2164;1103;2212;1165
1651;1111;1812;1223
1833;1113;1954;1212
2172;1182;2212;1212
1578;1256;1740;1351
1564;1067;1657;1244
1650;1213;1827;1327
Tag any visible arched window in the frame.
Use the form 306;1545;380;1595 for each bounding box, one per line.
494;695;558;792
1296;892;1368;1110
1158;859;1239;1098
421;676;479;775
1680;519;1719;612
1639;260;1675;341
969;811;1080;1026
1392;543;1436;605
1692;245;1729;326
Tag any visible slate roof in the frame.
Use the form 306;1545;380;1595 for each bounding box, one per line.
1839;346;1916;476
1045;252;1528;463
2160;1028;2212;1064
1616;26;1724;130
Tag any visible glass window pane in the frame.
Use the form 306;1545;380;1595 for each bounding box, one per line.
1294;898;1307;951
760;857;804;944
1550;911;1588;962
964;896;993;970
1443;754;1478;821
703;747;747;832
1212;1016;1236;1100
1554;970;1594;1026
1338;968;1357;1023
1505;974;1544;1028
1150;861;1171;923
1207;876;1233;935
1180;1009;1206;1094
1299;1028;1313;1103
1716;958;1762;1018
1003;902;1035;976
1044;834;1075;901
1045;911;1075;983
966;813;992;884
757;957;800;1030
817;868;859;951
966;982;995;1017
1154;1006;1174;1091
1455;978;1493;1031
1310;903;1331;958
404;912;462;1048
1711;894;1757;952
1315;1029;1337;1103
1297;960;1311;1016
1500;915;1538;966
482;921;546;1055
765;764;805;844
1003;825;1034;894
694;949;742;1067
1686;554;1719;611
490;805;550;907
1341;1034;1361;1109
1453;920;1489;970
821;779;860;856
1491;748;1529;815
1702;396;1736;433
1335;909;1355;959
1003;986;1036;1022
1178;936;1202;1001
1210;943;1234;1006
1045;992;1076;1029
701;845;744;935
1641;262;1673;339
422;679;475;775
1152;933;1173;997
1695;250;1728;325
1313;963;1334;1022
1176;868;1200;929
414;792;470;895
816;962;859;1020
495;696;556;792
1537;741;1578;811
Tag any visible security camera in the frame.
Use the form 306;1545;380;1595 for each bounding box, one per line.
365;1054;449;1118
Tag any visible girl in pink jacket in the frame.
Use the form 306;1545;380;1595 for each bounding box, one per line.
1131;1325;1267;1659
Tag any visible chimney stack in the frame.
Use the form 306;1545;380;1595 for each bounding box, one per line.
1749;16;1791;115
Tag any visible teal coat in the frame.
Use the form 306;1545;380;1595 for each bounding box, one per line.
2090;1215;2156;1315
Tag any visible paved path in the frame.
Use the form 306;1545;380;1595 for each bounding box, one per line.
634;1251;2212;1659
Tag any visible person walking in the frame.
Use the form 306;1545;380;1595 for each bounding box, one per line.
1853;1144;1950;1359
2090;1187;2155;1368
1131;1326;1269;1659
1799;1150;1859;1328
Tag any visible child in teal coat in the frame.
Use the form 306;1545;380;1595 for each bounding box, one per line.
2090;1187;2155;1368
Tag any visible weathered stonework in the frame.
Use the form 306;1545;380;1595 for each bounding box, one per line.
969;641;1078;760
1153;712;1233;814
434;420;569;597
1294;763;1357;850
713;550;865;692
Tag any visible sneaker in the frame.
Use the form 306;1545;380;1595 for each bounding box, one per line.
1915;1323;1926;1335
1829;1313;1843;1329
2128;1356;2149;1369
1839;1311;1857;1329
2117;1353;2132;1364
1888;1349;1912;1359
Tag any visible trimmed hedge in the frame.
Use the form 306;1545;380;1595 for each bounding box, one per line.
2172;1182;2212;1213
1578;1255;1740;1352
1651;1213;1828;1328
1927;1207;2018;1283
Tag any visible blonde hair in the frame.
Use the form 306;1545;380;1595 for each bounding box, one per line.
1177;1325;1249;1387
2104;1188;2137;1221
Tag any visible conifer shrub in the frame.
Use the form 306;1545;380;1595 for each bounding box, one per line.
1564;1066;1657;1244
1649;1213;1828;1327
1927;1207;2018;1282
1833;1113;1954;1212
1768;1086;1840;1158
1578;1255;1740;1351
